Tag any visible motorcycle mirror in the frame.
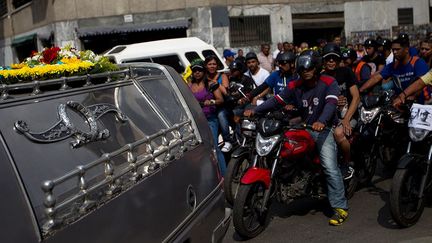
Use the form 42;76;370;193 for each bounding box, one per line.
208;83;220;93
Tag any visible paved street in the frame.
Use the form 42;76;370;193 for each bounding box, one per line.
223;170;432;243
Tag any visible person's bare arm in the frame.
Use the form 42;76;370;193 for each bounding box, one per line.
359;72;383;93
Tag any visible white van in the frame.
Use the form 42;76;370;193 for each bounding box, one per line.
104;37;227;73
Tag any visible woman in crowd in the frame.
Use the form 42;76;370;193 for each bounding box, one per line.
189;59;227;175
204;55;234;153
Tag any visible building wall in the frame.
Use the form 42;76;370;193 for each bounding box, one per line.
345;0;430;39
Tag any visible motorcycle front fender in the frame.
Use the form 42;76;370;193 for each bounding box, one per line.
241;167;271;189
397;153;424;169
231;147;250;159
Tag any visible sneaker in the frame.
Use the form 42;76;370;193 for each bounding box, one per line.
221;142;233;153
329;208;348;226
340;164;355;180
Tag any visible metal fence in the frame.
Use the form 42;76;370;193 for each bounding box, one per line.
229;15;271;47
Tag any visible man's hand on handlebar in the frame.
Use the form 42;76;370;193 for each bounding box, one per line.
312;121;325;132
284;104;296;111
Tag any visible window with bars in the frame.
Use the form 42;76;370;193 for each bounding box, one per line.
12;0;31;9
229;15;271;46
398;8;413;25
0;0;7;15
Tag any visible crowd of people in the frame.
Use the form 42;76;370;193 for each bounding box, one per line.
186;32;432;226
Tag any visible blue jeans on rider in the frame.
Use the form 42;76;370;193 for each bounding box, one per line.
217;108;232;143
208;116;227;176
308;128;348;210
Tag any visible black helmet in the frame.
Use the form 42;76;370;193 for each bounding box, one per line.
245;52;258;61
378;38;392;50
364;38;378;48
322;43;341;58
342;49;357;61
229;60;244;71
398;33;410;42
276;51;296;63
296;50;322;74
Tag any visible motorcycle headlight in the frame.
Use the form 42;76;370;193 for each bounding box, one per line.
256;133;280;156
360;107;380;124
408;127;430;142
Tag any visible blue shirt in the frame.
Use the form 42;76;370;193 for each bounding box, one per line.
380;56;429;90
265;70;298;95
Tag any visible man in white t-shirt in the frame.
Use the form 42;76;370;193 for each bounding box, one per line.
244;52;270;86
244;52;270;104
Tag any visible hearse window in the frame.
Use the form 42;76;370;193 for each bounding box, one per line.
185;51;201;63
134;68;188;126
202;50;224;70
151;55;185;73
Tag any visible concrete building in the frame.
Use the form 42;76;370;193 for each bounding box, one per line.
0;0;431;66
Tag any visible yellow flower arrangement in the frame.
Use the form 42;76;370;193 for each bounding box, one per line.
0;45;118;84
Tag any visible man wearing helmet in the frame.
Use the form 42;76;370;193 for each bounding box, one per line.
228;60;256;124
342;48;372;85
322;43;360;180
362;39;386;74
244;50;349;226
360;36;429;100
240;51;298;106
377;38;394;65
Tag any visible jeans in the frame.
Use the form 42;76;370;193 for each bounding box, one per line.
207;116;227;176
308;128;348;210
217;108;232;143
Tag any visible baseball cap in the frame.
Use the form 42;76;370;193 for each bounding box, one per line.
190;59;205;71
223;49;236;58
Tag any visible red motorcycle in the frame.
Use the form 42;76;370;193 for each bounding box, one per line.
232;112;357;238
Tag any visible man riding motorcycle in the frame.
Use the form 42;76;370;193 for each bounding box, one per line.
244;50;349;226
359;36;429;96
322;43;361;180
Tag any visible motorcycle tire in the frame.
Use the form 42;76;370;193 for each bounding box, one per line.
233;183;270;239
224;155;251;206
356;145;378;186
390;168;425;227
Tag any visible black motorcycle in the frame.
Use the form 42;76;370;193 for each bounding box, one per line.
390;103;432;227
354;88;408;185
224;117;257;205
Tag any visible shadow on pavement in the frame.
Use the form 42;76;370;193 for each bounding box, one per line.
228;197;333;241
